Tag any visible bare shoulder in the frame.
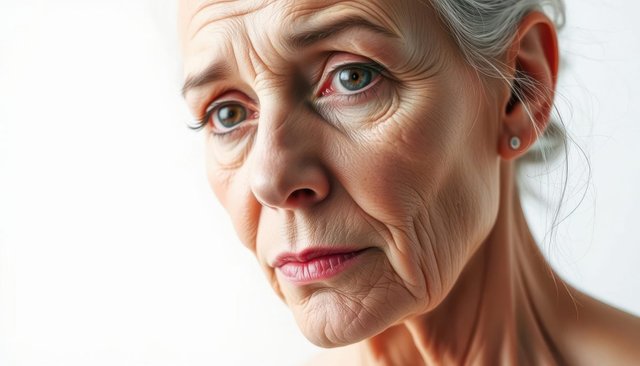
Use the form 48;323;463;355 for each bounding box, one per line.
593;298;640;364
567;290;640;365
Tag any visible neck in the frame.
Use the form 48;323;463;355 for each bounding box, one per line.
356;160;580;365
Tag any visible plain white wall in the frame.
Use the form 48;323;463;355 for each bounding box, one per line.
0;0;638;365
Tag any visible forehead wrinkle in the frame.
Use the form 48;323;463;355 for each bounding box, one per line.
185;0;273;40
275;1;405;53
285;14;400;51
182;24;251;106
235;17;274;92
245;12;295;76
183;0;423;96
192;0;238;15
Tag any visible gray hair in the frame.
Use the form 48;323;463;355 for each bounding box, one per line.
429;1;565;74
428;0;566;162
427;1;584;252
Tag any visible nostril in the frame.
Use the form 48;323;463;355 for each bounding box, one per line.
250;161;330;210
294;188;314;199
287;188;316;205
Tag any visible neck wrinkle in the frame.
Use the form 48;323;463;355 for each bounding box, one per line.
357;161;572;365
457;244;489;366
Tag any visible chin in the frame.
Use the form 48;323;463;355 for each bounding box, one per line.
285;269;420;348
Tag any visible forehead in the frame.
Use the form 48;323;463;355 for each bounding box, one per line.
178;0;437;73
179;0;404;40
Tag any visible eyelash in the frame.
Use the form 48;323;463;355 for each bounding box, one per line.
188;61;387;139
320;62;385;97
188;101;255;141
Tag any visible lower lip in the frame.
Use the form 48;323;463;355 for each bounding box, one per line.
277;249;368;284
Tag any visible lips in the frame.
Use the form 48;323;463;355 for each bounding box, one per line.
273;247;369;284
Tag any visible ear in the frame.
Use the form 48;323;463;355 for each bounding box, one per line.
498;11;559;160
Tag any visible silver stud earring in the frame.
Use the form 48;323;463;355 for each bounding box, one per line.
509;136;521;150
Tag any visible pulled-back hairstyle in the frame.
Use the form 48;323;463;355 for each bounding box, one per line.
428;0;566;165
427;1;584;256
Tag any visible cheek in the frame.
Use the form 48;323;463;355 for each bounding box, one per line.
206;147;261;253
206;145;289;304
425;161;500;292
333;82;463;227
330;79;500;305
317;80;398;129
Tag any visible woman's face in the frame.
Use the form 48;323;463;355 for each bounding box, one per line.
180;0;504;347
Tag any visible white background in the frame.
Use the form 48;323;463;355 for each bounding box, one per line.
0;1;638;365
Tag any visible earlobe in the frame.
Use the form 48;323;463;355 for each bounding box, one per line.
498;11;559;161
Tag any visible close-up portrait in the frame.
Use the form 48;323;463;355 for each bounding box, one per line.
1;0;639;365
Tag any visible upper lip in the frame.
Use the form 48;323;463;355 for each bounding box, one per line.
272;247;366;268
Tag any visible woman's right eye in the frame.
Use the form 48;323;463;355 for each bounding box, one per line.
214;103;247;130
200;101;257;136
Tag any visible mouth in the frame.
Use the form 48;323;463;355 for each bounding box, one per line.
273;247;370;285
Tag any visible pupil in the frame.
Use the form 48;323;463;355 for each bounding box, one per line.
218;105;246;127
339;67;372;91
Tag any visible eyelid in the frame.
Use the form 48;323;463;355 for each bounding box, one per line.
315;62;385;98
209;103;255;133
192;57;390;132
314;54;389;97
198;92;258;134
203;91;257;115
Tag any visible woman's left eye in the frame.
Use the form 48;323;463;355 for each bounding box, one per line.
337;67;375;91
324;65;381;95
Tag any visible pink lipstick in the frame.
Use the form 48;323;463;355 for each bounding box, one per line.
273;248;369;284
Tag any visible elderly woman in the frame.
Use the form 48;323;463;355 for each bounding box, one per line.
179;0;640;364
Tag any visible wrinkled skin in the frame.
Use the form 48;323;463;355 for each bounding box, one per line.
179;1;640;364
182;0;500;345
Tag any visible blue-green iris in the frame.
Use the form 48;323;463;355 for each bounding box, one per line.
338;67;373;91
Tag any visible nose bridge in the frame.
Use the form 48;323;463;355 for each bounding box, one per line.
250;104;297;193
248;96;330;210
259;97;308;151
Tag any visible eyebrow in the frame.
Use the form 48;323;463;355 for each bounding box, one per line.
181;61;231;97
286;15;400;50
181;15;399;97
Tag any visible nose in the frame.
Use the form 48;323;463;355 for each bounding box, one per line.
248;108;330;210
